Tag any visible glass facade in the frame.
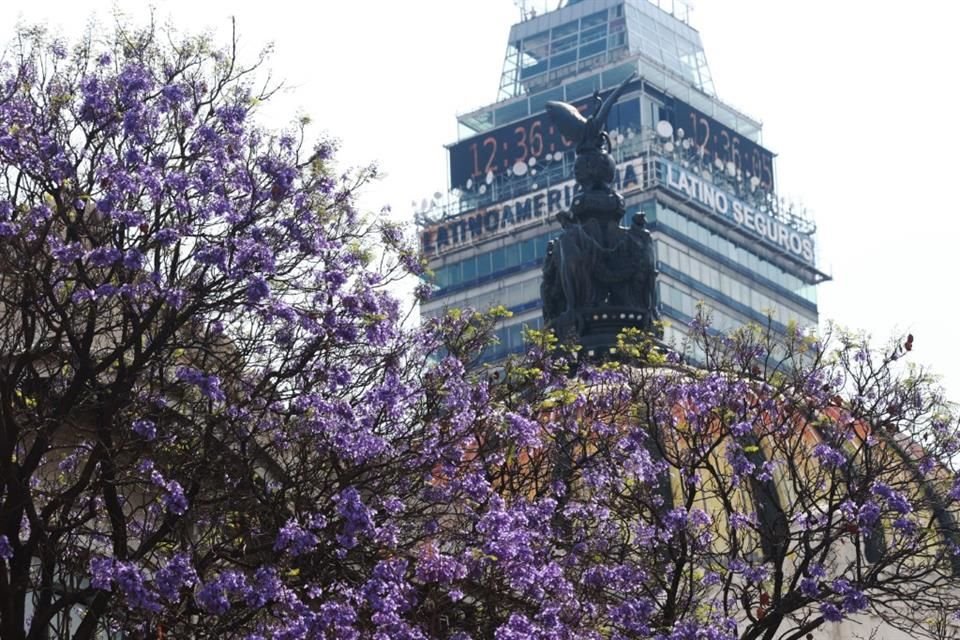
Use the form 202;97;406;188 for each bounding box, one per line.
499;0;712;102
422;0;826;365
503;4;631;98
649;204;818;305
432;231;557;293
424;276;543;322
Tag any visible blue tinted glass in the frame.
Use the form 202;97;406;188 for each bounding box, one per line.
521;239;536;263
566;74;602;101
579;38;607;59
553;21;579;39
551;49;577;69
436;267;450;289
492;247;506;272
519;60;548;80
477;252;492;278
534;236;548;258
505;242;521;267
582;10;608;28
529;86;564;113
462;257;477;281
580;25;607;44
496;99;530;126
641;200;656;221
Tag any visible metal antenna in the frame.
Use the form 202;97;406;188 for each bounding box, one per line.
513;0;529;20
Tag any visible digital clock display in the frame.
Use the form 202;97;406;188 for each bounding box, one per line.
448;96;641;190
671;100;775;192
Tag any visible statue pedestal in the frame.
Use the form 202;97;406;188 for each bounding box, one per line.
548;306;663;363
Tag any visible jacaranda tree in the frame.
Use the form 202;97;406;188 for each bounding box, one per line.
0;20;959;640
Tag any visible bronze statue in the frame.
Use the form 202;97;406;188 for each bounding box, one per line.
540;74;661;349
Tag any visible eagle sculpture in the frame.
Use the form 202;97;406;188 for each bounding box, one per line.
544;73;635;153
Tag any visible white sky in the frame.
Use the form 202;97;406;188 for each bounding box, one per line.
3;0;959;399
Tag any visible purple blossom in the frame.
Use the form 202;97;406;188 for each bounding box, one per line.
820;602;843;622
154;228;180;245
800;576;819;598
843;589;868;613
729;421;752;437
872;482;912;514
246;566;281;608
233;237;276;274
246;275;271;304
88;558;160;612
118;63;153;98
89;557;115;590
176;366;226;402
812;443;846;468
274;518;318;556
742;564;769;585
504;411;542;448
163;480;189;516
197;575;236;615
362;557;416;618
196;244;228;268
334;487;375;550
729;511;756;531
122;248;144;270
858;500;881;528
161;83;187;105
415;543;466;585
0;535;12;560
155;554;197;602
950;478;960;502
893;516;918;536
86;246;122;267
114;562;161;612
131;418;156;441
51;240;84;264
148;468;189;515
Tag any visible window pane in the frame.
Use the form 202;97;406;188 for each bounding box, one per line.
552;21;578;40
580;25;607;44
534;235;547;258
504;242;522;268
462;257;477;281
492;247;506;272
579;39;607;59
477;252;492;278
435;267;449;289
523;32;550;58
521;239;536;263
550;49;578;69
582;10;608;28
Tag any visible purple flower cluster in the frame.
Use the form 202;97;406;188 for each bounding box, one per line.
88;557;160;612
131;418;156;441
415;543;467;585
334;487;376;551
871;481;912;515
197;570;249;615
812;442;847;468
147;465;189;516
274;517;320;557
176;366;226;402
155;554;198;602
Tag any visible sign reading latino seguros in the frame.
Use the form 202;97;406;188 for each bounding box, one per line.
420;158;815;266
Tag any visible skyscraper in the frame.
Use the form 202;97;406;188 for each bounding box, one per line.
418;0;829;363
